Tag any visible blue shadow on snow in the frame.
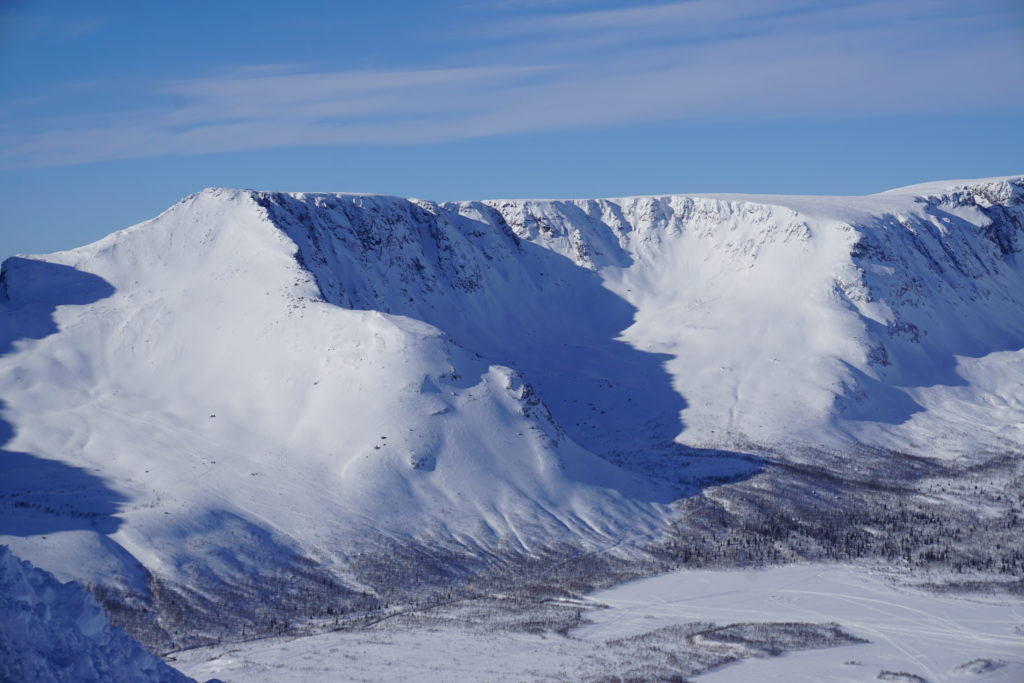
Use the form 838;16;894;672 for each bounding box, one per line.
0;257;125;537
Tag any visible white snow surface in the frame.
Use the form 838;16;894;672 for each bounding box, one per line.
171;564;1024;682
0;546;192;683
582;565;1024;682
1;176;1022;598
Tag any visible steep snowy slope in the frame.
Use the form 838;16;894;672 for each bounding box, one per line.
445;177;1024;455
0;189;677;648
256;176;1024;457
0;546;192;682
0;176;1021;649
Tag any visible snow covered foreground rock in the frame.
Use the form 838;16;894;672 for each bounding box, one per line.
0;546;193;682
0;176;1022;657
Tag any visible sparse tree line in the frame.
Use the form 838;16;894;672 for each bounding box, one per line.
656;450;1023;584
90;447;1023;654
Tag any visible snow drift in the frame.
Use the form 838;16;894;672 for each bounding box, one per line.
0;546;192;682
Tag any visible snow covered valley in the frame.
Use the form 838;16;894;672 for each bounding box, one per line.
172;564;1023;682
1;175;1023;680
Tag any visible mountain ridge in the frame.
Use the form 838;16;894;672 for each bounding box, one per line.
1;175;1021;650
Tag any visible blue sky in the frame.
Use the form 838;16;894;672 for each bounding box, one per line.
1;0;1022;258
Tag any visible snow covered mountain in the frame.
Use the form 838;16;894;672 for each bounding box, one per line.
1;175;1021;648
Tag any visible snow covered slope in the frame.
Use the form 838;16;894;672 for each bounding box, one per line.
258;177;1024;458
0;176;1021;647
446;178;1024;455
0;546;192;682
0;189;677;647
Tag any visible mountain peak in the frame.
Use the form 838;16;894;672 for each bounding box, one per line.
2;175;1022;653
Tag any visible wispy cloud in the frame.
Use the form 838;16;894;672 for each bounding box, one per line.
2;0;1022;169
496;0;989;34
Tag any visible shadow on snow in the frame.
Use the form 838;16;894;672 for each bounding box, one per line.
837;203;1024;428
261;194;767;504
0;257;126;537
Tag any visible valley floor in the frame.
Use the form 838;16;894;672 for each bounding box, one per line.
169;564;1023;682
